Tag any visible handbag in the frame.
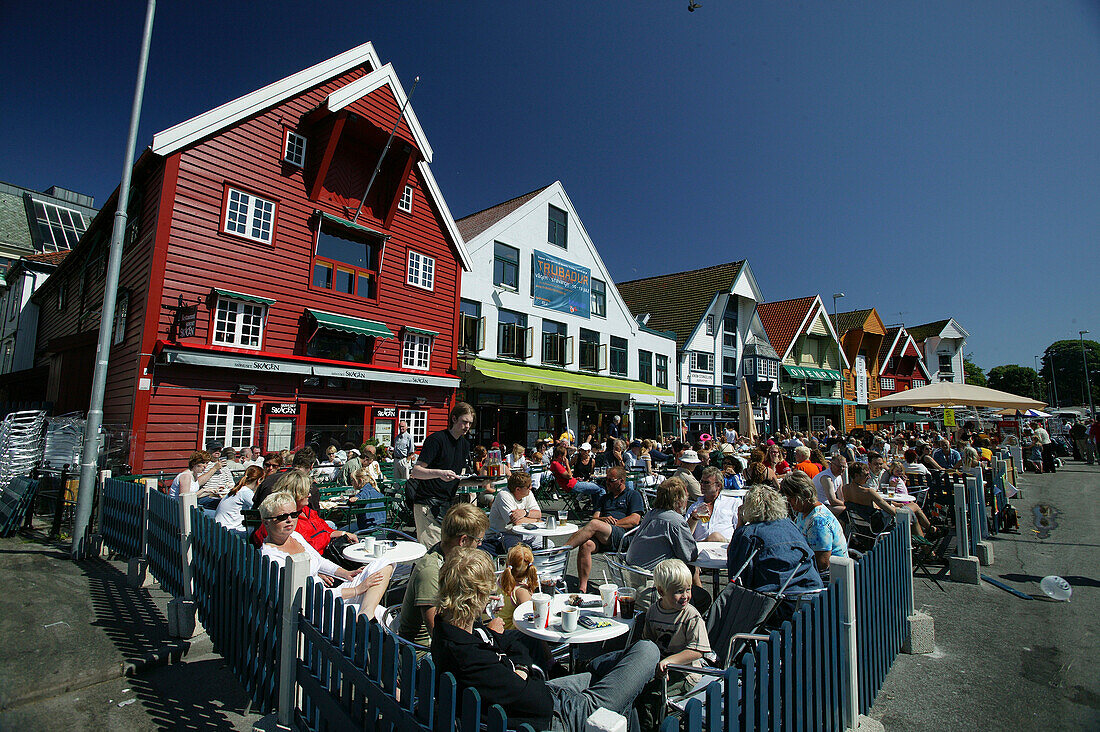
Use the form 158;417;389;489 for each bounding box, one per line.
323;532;361;571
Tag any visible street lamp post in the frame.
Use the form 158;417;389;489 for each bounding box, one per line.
832;293;845;435
1079;331;1095;417
1035;355;1047;405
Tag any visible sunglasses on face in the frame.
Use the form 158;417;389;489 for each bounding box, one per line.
266;510;301;523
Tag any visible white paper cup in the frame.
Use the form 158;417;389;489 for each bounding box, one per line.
362;537;376;555
532;593;552;628
599;583;618;616
374;542;386;559
561;605;579;632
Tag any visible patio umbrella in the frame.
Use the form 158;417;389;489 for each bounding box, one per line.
869;382;1047;411
996;408;1051;418
739;377;759;442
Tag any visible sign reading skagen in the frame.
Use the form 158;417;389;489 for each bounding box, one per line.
160;348;459;389
531;249;591;318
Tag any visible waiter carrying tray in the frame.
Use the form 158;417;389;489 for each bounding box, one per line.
409;402;476;545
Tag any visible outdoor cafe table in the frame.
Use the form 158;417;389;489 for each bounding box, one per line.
690;541;728;595
456;476;507;497
342;540;427;566
513;593;633;668
509;520;578;547
882;492;917;504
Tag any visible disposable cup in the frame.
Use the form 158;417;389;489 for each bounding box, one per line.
561;605;579;632
599;583;618;617
532;593;552;628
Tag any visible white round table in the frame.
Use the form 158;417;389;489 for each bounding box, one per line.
343;540;427;565
883;493;917;504
508;520;578;540
513;593;632;645
690;541;728;594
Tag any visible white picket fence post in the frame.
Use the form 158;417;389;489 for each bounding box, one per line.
127;478;155;587
168;492;203;638
829;555;858;731
278;553;309;727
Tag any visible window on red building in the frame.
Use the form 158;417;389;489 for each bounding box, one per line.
311;218;381;299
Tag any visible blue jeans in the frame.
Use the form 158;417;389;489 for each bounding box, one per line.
546;640;659;732
571;481;605;498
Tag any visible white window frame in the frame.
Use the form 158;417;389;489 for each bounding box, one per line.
690;351;713;373
31;199;88;251
880;377;895;391
705;315;714;336
406;250;435;291
402;332;432;370
689;386;712;404
283;131;307;167
913;379;927;388
811;416;827;432
223;187;275;244
398;185;414;213
203;402;256;450
399;409;428;445
211;296;267;350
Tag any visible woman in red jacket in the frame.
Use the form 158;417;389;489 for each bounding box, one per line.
250;471;358;563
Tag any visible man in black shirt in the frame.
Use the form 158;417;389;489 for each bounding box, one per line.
409;402;475;545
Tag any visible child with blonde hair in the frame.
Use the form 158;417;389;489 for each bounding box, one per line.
497;543;539;630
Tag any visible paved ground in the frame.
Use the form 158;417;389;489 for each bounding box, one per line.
869;460;1100;730
0;524;259;731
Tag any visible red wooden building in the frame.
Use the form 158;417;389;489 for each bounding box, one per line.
877;326;931;397
33;43;471;473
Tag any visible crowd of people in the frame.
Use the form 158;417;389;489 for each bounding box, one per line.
157;402;1094;730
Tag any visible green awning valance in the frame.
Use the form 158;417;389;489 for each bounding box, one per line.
307;309;394;339
783;365;842;381
404;326;438;337
211;288;275;306
468;358;674;399
315;211;390;240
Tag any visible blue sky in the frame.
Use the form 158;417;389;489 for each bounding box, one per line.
2;1;1097;371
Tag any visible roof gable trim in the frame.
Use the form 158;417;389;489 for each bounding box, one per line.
151;42;382;156
325;63;433;163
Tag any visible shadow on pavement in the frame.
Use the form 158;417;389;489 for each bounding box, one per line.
126;658;254;731
82;559;176;666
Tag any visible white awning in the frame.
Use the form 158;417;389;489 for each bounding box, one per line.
159;348;459;389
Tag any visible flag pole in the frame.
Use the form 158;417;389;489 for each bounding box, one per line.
352;75;420;224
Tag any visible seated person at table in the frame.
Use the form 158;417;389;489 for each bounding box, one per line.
168;451;220;500
430;548;660;732
903;449;930;476
570;442;596;481
626;477;698;570
563;466;645;592
635;558;713;730
550;444;605;501
791;446;821;478
671;449;703;500
722;455;745;491
624;439;655;480
843;461;934;540
725;486;822;594
250;471;358;553
398;503;488;651
487;472;542;553
778;470;847;579
497;542;539;630
687;467;741;543
347;468;388;531
257;492;392;619
214;465;262;537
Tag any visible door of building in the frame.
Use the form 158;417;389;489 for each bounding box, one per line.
305;402;365;452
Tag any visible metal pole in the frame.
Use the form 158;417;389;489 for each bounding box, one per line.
1079;331;1094;417
833;293;846;436
72;0;156;559
351;76;420;223
1049;351;1059;408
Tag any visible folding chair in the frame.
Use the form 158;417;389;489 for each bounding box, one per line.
844;504;893;554
531;544;573;594
602;552;657;613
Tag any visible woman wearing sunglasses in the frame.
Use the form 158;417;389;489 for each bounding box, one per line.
258;491;392;619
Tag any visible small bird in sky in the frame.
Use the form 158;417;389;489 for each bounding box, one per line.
688;1;701;11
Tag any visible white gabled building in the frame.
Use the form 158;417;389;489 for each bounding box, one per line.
456;182;677;447
906;319;970;384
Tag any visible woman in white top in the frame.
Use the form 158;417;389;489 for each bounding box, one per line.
258;491;392;618
168;451;221;499
505;443;528;473
214;465;263;536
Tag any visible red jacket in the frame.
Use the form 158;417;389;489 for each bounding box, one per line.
250;505;332;553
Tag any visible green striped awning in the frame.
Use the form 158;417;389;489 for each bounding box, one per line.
307;309;394;339
211;288;275;306
404;326;439;337
315;211;390;240
469;357;674;399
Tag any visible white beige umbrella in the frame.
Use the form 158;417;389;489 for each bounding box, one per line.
739;377;759;442
870;382;1047;411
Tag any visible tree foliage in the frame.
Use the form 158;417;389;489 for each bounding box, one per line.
1042;339;1100;408
963;359;986;387
987;365;1043;400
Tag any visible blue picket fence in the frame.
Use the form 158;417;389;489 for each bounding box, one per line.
146;489;186;598
100;478;144;559
190;509;283;712
854;524;911;715
295;579;537;732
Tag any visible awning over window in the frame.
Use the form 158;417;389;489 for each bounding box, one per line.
783;365;842;381
784;396;857;406
468;358;674;399
211;288;275;306
314;210;391;240
307;309;394;339
404;326;438;338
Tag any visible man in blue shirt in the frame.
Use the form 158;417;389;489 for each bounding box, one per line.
933;439;961;469
563;466;645;592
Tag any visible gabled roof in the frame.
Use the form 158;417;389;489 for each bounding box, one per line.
756;296;817;359
151;43;382;156
456;185;551;241
616;261;745;350
879;326;903;364
324;63;433;163
831;308;875;336
906;319;951;343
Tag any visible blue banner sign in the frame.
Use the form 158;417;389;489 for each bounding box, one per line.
531;250;591;318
